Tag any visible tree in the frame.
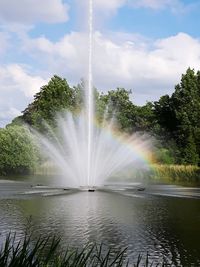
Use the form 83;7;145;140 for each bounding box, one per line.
154;95;177;134
0;125;39;175
171;68;200;164
96;88;137;132
73;78;100;113
21;75;75;130
134;102;157;133
153;68;200;165
7;69;200;166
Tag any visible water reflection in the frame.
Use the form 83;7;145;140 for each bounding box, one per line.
0;189;200;266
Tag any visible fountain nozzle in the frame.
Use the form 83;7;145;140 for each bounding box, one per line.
88;188;95;192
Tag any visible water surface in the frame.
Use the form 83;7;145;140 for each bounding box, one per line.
0;176;200;266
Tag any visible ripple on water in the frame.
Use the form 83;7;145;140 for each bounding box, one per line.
0;190;200;266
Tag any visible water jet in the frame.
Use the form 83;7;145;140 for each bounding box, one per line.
33;0;152;188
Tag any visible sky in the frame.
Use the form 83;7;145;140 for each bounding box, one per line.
1;0;200;126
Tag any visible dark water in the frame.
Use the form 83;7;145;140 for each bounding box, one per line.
0;176;200;266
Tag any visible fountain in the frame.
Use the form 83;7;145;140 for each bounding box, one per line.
87;0;94;190
35;111;152;189
33;0;152;189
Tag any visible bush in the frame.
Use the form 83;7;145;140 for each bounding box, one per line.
0;125;39;175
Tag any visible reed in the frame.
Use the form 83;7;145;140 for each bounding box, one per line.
35;161;59;175
0;234;171;267
150;164;200;185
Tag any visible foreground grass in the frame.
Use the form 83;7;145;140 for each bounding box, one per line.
0;234;171;267
150;164;200;186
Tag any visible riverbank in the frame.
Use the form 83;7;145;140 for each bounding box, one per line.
2;163;200;187
149;164;200;186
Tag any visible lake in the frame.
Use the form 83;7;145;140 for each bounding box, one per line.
0;175;200;266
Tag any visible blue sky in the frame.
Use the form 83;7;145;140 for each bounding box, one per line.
0;0;200;126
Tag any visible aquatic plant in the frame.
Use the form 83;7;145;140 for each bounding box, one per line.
151;164;200;185
0;234;171;267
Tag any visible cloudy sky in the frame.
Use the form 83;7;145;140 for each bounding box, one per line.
0;0;200;126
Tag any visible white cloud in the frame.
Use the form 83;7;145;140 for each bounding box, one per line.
94;0;126;11
131;0;180;10
92;0;180;12
1;31;200;125
0;0;69;24
76;0;126;15
21;31;200;105
0;64;47;97
0;107;21;120
0;64;47;126
22;32;89;82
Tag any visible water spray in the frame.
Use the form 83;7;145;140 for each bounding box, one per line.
87;0;94;189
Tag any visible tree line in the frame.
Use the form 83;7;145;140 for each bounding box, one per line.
1;68;200;175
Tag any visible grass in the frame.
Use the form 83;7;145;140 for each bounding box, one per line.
150;164;200;186
36;162;200;187
108;164;200;187
35;161;59;175
0;234;172;267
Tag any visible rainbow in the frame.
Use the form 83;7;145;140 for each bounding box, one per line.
93;116;157;171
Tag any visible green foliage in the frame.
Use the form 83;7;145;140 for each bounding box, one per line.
171;69;200;164
96;89;158;134
96;88;138;132
0;125;39;175
134;102;157;132
0;234;170;267
21;75;75;130
154;68;200;165
154;148;175;165
154;95;177;133
151;164;200;186
5;67;200;171
74;79;100;114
